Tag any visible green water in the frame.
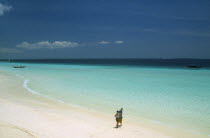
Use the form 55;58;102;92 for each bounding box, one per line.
0;62;210;136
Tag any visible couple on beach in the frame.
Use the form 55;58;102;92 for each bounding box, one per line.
115;108;123;128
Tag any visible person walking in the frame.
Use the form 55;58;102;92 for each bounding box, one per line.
119;108;123;126
114;110;120;128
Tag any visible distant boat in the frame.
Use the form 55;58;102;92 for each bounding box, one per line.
187;65;201;68
13;66;26;68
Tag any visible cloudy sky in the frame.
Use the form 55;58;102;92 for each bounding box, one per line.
0;0;210;59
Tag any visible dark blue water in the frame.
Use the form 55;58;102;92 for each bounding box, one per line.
2;59;210;68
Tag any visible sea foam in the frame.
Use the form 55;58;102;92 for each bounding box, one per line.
23;79;87;109
23;79;64;103
24;80;42;95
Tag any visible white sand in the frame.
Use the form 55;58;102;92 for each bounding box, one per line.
0;72;203;138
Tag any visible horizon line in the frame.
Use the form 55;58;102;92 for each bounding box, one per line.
1;58;210;60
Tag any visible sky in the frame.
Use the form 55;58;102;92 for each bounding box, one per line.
0;0;210;59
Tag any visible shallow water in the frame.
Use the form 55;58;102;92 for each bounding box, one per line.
1;61;210;136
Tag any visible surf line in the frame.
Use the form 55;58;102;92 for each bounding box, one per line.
23;80;41;95
23;79;92;110
23;79;64;103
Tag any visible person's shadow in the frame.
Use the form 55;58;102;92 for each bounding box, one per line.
114;125;121;128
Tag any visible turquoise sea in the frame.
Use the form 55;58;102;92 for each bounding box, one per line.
0;60;210;136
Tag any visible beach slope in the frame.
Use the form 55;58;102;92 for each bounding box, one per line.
0;72;175;138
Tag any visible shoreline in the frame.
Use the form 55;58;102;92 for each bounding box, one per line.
0;70;207;138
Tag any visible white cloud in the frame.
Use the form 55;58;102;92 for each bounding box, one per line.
115;41;124;44
98;41;110;44
0;48;23;54
98;40;124;45
0;3;12;16
16;41;79;49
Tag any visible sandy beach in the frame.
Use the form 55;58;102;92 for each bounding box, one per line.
0;71;207;138
0;71;170;138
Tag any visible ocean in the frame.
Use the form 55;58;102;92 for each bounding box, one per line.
0;59;210;136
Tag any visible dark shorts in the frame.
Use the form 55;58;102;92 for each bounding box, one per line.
116;117;120;122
